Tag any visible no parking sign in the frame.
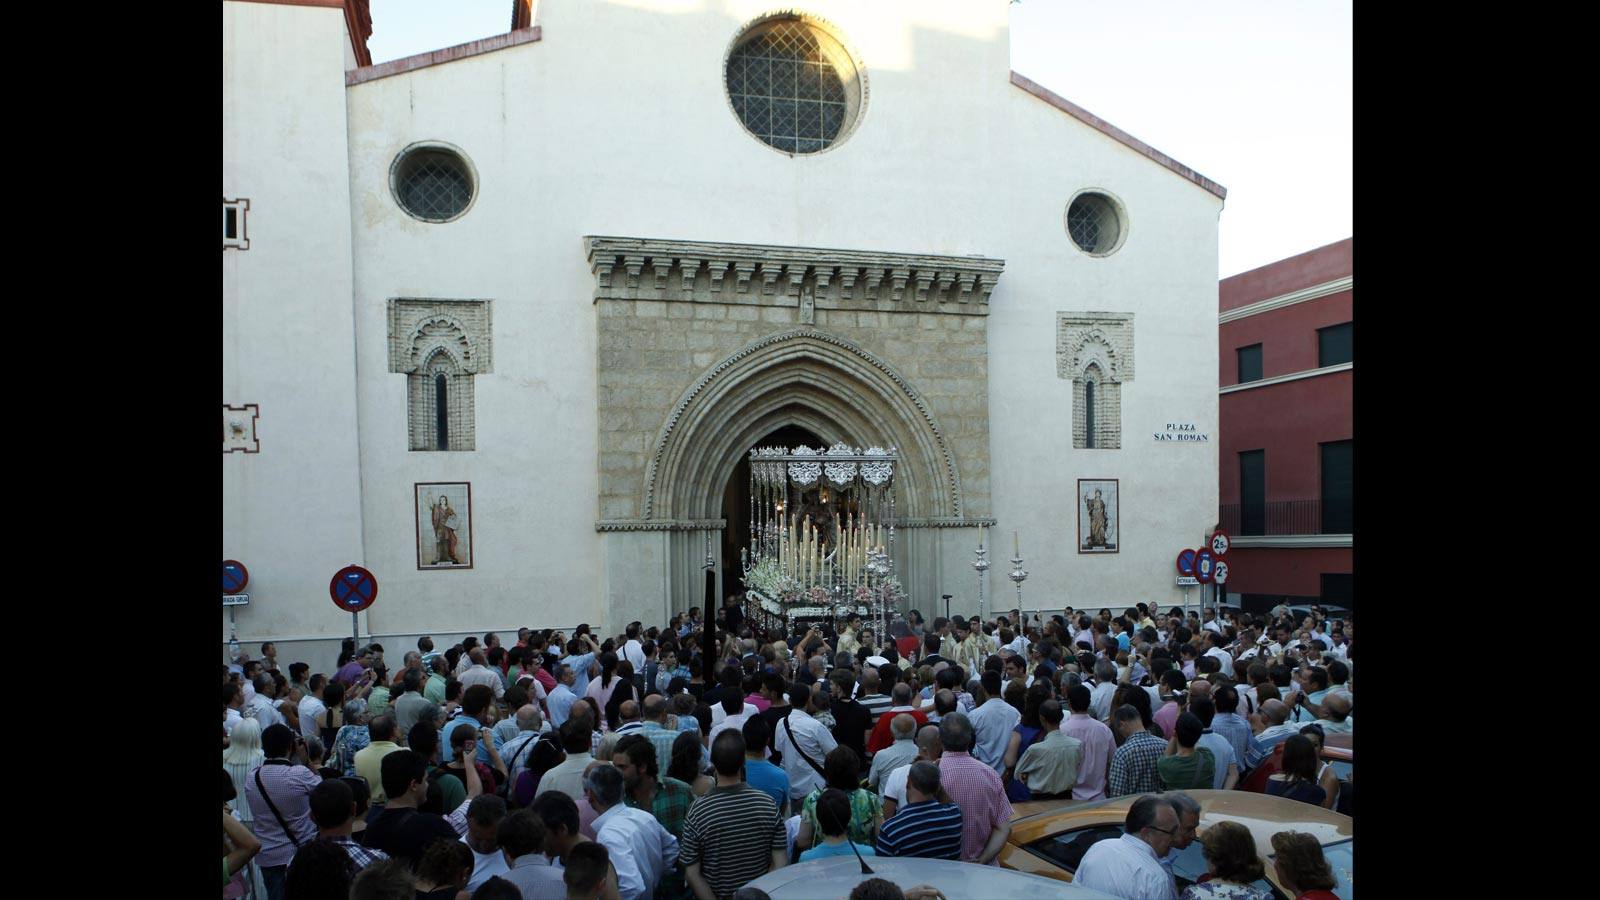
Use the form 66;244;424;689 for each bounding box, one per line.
1195;549;1216;584
330;565;378;613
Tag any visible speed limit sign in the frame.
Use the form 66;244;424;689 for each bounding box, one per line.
1210;530;1231;557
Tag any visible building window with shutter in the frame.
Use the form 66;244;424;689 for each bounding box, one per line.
223;198;249;250
1318;322;1352;367
1320;439;1352;533
1239;449;1266;536
1237;343;1263;383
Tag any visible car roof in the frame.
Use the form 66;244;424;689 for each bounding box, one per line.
1010;789;1352;851
744;856;1119;898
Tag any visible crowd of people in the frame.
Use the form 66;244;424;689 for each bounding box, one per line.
221;599;1351;900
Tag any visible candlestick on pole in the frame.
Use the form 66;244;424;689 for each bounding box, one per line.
973;540;990;625
1008;553;1028;616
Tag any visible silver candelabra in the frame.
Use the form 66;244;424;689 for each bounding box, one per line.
973;542;991;623
1008;555;1028;613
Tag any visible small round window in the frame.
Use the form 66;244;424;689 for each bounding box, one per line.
390;144;476;223
1065;191;1127;256
725;16;865;155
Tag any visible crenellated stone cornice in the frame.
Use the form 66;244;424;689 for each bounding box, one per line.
584;236;1005;315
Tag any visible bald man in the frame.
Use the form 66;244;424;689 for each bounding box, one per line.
614;699;644;734
868;713;920;791
1314;694;1352;734
881;724;945;818
1246;700;1300;769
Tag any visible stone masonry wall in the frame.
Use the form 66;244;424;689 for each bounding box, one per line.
595;298;991;523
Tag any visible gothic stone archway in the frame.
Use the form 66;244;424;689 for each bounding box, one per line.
586;236;1004;629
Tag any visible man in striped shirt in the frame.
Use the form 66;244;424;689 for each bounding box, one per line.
679;730;787;900
875;762;962;860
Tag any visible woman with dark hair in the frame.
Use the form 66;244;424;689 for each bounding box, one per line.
317;681;347;749
1296;724;1342;809
585;652;622;727
1265;735;1326;806
795;746;881;851
1269;831;1340;900
512;736;567;808
1003;681;1052;801
1178;820;1271;900
413;835;475;899
667;729;713;796
282;837;357;900
1112;682;1159;735
605;660;637;730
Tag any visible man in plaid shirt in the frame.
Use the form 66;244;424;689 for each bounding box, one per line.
1108;706;1167;797
305;779;389;871
934;712;1013;865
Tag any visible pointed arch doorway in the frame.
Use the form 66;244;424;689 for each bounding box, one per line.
719;423;826;599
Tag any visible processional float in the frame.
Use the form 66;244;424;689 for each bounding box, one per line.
740;443;905;639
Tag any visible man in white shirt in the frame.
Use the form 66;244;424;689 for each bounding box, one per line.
621;623;647;674
881;724;943;817
1087;659;1119;723
537;715;598;803
458;649;507;700
584;764;678;900
547;664;580;729
1072;795;1179;900
967;671;1021;773
224;683;245;735
298;674;328;739
1202;632;1236;679
707;693;753;745
243;674;285;729
772;682;838;802
462;795;512;890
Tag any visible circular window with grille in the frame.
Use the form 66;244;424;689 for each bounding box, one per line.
724;15;866;155
1064;191;1127;256
390;143;477;223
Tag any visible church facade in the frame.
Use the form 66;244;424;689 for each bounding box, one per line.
223;0;1225;662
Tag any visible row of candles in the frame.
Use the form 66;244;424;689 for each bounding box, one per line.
778;511;884;588
974;523;1023;557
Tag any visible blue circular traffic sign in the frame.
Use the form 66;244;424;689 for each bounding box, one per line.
223;560;249;595
1175;549;1198;577
1195;549;1216;584
330;565;378;613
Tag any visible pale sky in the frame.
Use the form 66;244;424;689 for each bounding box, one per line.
366;1;1352;278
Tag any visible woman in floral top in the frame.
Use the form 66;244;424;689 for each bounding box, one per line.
1179;820;1273;900
329;699;371;777
794;746;881;852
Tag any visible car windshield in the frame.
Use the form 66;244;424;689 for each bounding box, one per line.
1027;825;1123;872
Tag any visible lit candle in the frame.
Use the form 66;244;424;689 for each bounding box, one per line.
1014;530;1020;557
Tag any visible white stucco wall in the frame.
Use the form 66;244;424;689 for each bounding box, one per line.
223;1;367;649
225;0;1220;658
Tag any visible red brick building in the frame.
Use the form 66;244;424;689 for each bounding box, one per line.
1217;239;1351;611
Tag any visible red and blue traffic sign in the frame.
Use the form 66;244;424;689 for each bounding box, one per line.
1175;549;1198;577
1195;548;1216;584
223;560;249;595
330;565;378;613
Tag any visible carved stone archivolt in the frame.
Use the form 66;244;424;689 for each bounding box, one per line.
585;236;1004;315
388;299;494;375
1056;312;1133;383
